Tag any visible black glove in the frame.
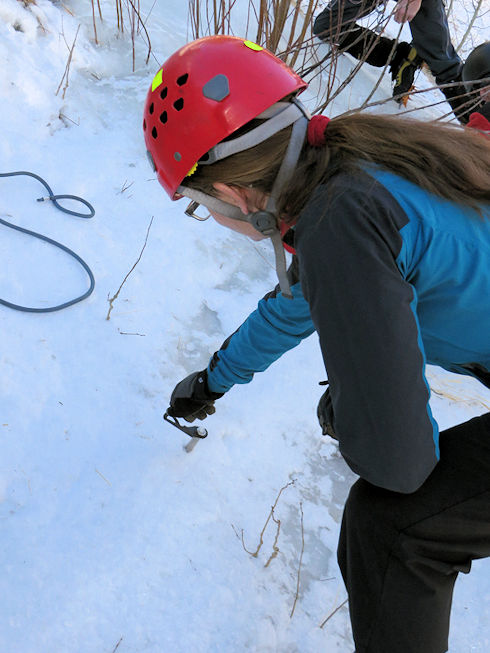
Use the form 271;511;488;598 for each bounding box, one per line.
167;369;224;422
317;385;337;440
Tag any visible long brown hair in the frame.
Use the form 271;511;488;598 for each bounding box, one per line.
184;111;490;219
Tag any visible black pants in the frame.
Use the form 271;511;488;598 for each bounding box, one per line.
313;0;462;83
338;412;490;653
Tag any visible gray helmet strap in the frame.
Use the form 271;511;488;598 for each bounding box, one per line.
255;111;308;298
202;102;307;165
177;99;310;299
176;186;245;221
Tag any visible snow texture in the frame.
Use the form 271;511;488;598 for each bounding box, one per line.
0;1;489;651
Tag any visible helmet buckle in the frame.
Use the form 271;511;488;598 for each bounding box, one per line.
250;210;277;235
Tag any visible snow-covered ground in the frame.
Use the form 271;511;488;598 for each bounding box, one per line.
0;1;489;651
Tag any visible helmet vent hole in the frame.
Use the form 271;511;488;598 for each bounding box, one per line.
173;98;184;111
177;74;189;86
159;111;168;124
143;119;146;130
149;102;154;115
151;126;158;139
160;87;168;100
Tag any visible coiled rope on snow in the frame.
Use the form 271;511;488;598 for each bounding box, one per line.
0;170;95;313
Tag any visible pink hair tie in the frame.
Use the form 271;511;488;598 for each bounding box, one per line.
307;115;330;146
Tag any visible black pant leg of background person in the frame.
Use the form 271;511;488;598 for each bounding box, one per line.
313;1;399;69
410;0;479;124
313;0;382;43
408;0;462;84
313;1;421;95
338;412;490;653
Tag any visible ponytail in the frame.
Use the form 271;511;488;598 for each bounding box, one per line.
184;111;490;219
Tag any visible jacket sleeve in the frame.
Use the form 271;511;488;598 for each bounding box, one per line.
295;175;439;494
206;258;315;393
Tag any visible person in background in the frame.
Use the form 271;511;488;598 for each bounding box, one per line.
463;41;490;132
144;36;490;653
313;0;479;122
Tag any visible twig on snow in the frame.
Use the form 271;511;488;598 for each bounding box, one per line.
106;216;154;321
56;24;80;99
240;479;295;558
290;501;305;618
111;637;123;653
95;468;111;486
319;597;349;629
264;508;281;568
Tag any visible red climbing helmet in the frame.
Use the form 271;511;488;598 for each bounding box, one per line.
143;36;307;198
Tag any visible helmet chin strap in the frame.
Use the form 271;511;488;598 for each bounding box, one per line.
178;99;310;299
246;110;309;298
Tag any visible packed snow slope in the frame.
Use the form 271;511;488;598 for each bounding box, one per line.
0;1;489;651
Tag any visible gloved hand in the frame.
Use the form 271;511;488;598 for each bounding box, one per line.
317;385;337;439
167;369;224;422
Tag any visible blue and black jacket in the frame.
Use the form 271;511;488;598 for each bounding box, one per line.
207;167;490;493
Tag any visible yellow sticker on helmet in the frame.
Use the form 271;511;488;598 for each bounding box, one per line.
151;69;163;92
186;162;198;177
244;40;263;52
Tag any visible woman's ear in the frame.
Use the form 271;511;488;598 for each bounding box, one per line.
213;182;250;215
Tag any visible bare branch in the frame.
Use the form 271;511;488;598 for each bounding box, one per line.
263;508;281;567
56;24;80;99
240;479;295;558
456;0;484;52
89;0;99;43
290;501;305;618
106;216;154;321
111;637;123;653
319;597;349;629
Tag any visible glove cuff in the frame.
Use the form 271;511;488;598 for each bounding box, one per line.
194;369;224;401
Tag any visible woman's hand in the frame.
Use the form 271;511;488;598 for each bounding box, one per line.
167;369;223;421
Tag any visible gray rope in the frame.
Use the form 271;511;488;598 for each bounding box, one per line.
0;171;95;313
